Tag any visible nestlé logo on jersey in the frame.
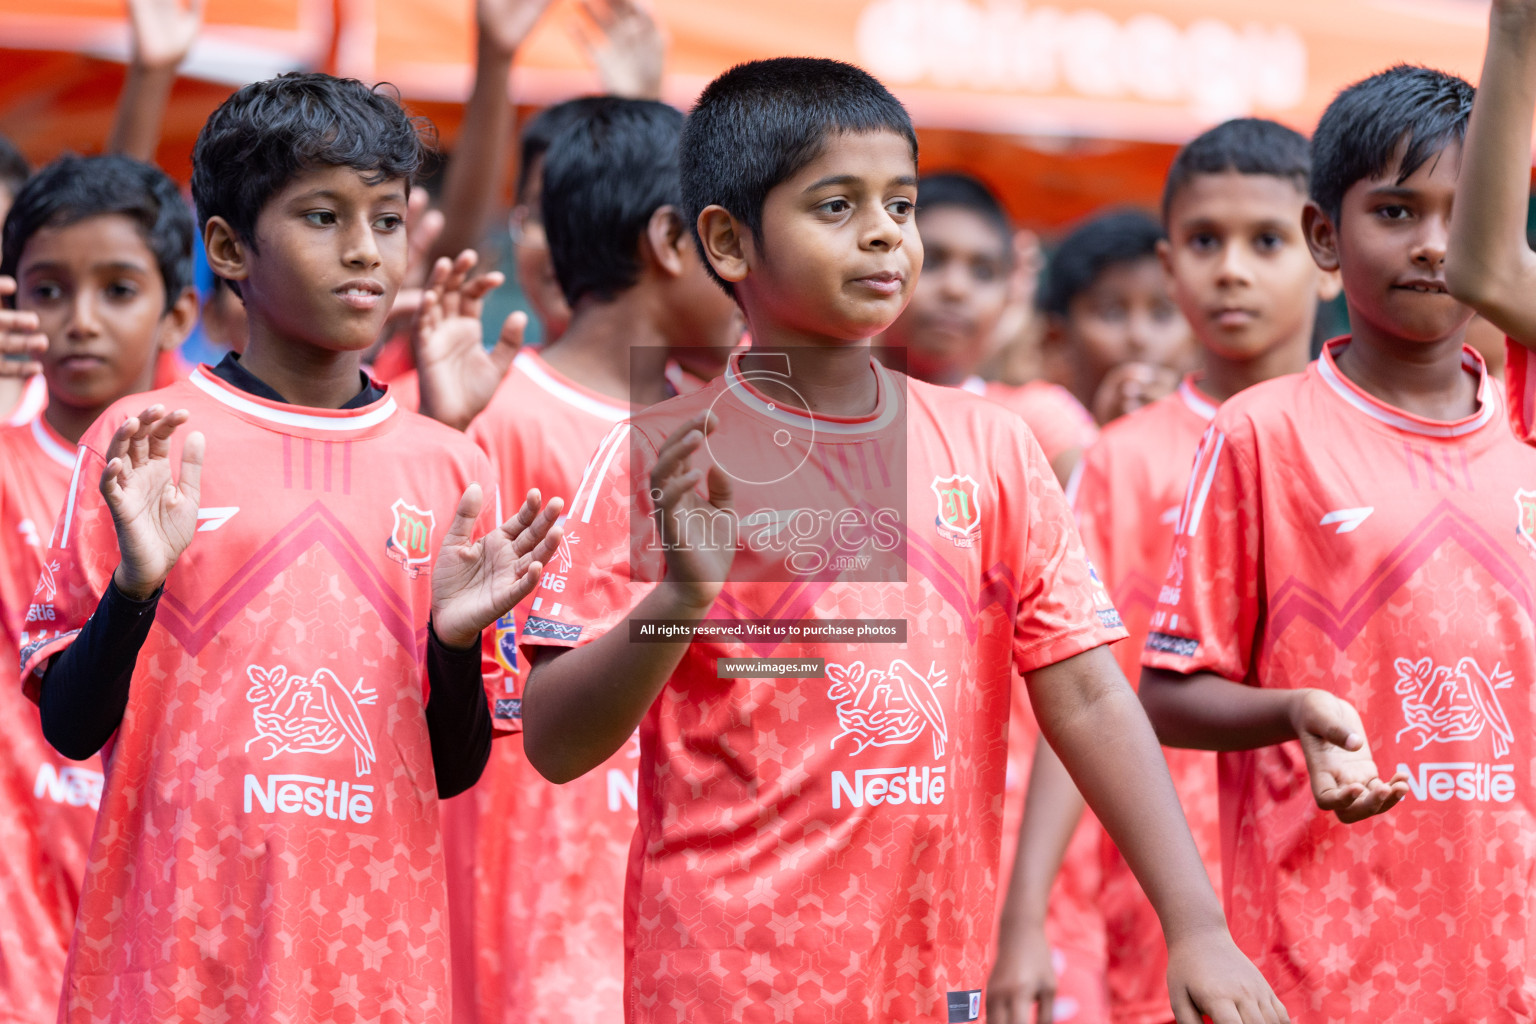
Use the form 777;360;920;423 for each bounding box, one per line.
386;498;435;578
826;659;951;809
1394;656;1517;804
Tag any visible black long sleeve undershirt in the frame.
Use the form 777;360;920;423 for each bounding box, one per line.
36;353;494;797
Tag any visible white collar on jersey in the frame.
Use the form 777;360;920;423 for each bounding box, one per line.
1177;376;1218;422
1317;338;1497;439
959;375;988;396
188;366;398;431
29;415;77;469
513;350;627;422
722;352;902;434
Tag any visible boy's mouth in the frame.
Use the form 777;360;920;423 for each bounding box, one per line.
851;271;904;297
1211;307;1260;328
334;279;386;310
1394;278;1449;295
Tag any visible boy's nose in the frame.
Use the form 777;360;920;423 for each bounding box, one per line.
342;221;383;268
66;293;102;339
1217;242;1254;285
1412;215;1450;268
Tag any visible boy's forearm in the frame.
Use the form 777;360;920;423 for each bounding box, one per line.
1027;647;1224;942
1139;666;1302;751
521;583;711;783
432;38;515;263
1447;3;1536;342
997;738;1085;942
107;63;178;162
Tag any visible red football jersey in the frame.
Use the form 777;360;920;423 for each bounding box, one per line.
1509;338;1533;445
19;367;500;1024
447;350;636;1024
960;376;1100;465
1073;377;1223;1024
520;354;1125;1024
0;416;103;1024
4;375;47;427
1143;339;1536;1022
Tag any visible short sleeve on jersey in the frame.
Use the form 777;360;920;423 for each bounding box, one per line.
1140;420;1262;682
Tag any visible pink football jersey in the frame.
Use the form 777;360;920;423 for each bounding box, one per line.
448;349;638;1024
19;367;500;1024
0;417;102;1024
1072;377;1222;1024
1509;338;1533;445
3;375;47;428
520;354;1125;1024
1143;340;1536;1022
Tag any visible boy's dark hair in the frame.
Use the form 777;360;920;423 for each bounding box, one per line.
1;154;193;312
541;97;684;307
1161;118;1311;222
0;133;30;200
516;96;613;203
1037;209;1164;317
917;172;1011;248
190;72;432;251
1311;64;1473;222
679;57;918;289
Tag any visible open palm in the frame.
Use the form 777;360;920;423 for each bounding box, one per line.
412;250;524;430
649;413;735;611
127;0;204;70
1293;689;1409;823
101;405;205;600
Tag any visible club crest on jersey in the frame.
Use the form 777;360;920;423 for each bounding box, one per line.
827;659;950;759
386;498;435;577
245;664;379;776
931;474;981;547
1395;656;1515;760
1516;489;1536;560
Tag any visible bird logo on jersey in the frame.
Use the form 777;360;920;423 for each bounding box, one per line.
386;498;436;578
245;664;379;776
1516;489;1536;561
827;659;950;759
1394;656;1515;760
36;559;59;603
931;474;981;548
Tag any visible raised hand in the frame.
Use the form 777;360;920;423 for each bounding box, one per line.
0;277;47;378
572;0;666;100
1091;360;1179;424
411;250;525;430
100;405;205;600
477;0;559;56
649;413;735;612
431;485;563;650
126;0;204;70
1167;927;1290;1024
1290;689;1410;824
986;923;1057;1024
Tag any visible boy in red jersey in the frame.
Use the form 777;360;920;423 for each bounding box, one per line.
1142;66;1536;1023
0;154;197;1024
993;119;1329;1024
519;57;1285;1024
437;97;740;1024
17;74;560;1024
880;170;1108;1024
1038;210;1193;425
1446;0;1536;443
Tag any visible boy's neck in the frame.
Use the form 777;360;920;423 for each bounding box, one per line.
740;322;881;419
239;329;367;410
43;400;101;447
540;291;674;406
1198;332;1311;405
1332;317;1479;422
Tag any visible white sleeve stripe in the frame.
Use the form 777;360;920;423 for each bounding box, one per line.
57;446;87;547
1182;432;1225;538
570;423;630;524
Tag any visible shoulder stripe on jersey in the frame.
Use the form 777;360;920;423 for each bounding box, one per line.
189;368;398;431
1180;430;1225;537
1317;345;1496;438
572;423;631;524
514;352;628;422
57;446;87;547
29;416;76;469
1177;378;1218;422
1063;456;1085;510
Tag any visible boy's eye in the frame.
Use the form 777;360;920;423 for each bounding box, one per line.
1187;233;1219;252
1253;233;1283;253
969;259;1000;283
374;214;404;231
105;281;140;301
28;282;63;303
886;198;915;219
1377;204;1411;221
818;199;851;215
304;210;337;226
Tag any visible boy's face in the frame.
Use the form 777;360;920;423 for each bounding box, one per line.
513;154;573;340
1304;141;1472;346
885;205;1011;382
218;165;408;355
1051;255;1191;400
715;129;921;343
16;212;189;415
1162;170;1320;361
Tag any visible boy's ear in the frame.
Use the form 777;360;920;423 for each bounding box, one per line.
645;206;688;279
1302;201;1341;273
157;286;200;352
1155;237;1175;278
696;205;750;286
1316;267;1343;302
203;216;250;286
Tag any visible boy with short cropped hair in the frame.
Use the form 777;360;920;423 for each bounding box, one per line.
0;153;197;1024
993;118;1328;1024
18;73;560;1023
1039;210;1193;424
1142;66;1536;1022
519;56;1285;1024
